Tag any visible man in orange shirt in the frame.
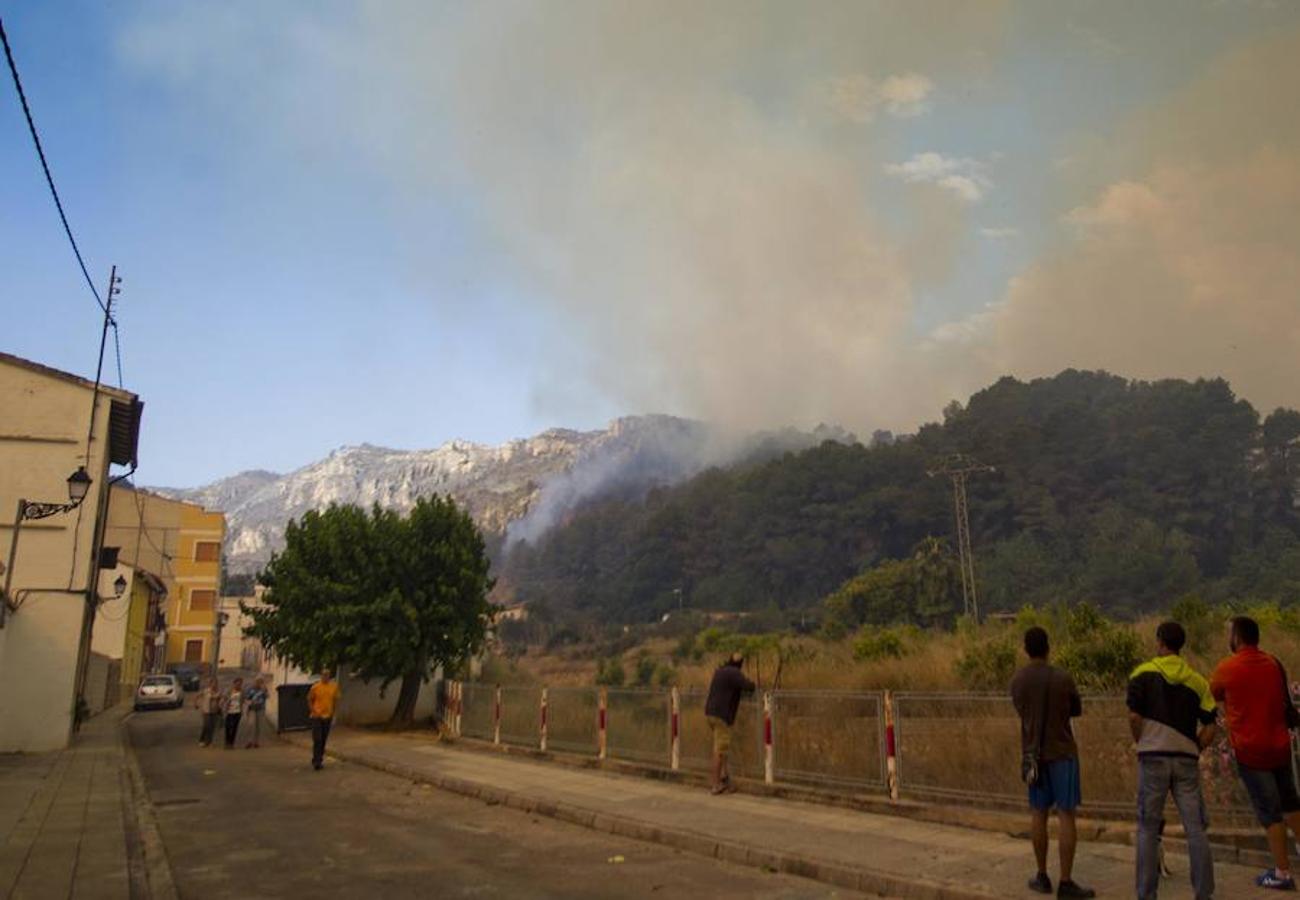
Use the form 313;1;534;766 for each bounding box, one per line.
307;668;342;771
1211;616;1299;891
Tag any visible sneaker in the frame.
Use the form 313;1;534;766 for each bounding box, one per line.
1257;869;1298;891
1057;880;1096;898
1027;873;1052;894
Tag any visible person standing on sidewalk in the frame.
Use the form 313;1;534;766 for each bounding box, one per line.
1127;621;1218;900
195;676;222;747
1010;627;1095;899
308;668;342;771
704;652;755;795
1211;616;1300;891
223;677;245;749
244;676;269;749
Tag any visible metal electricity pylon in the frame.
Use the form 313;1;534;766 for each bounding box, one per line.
927;454;995;622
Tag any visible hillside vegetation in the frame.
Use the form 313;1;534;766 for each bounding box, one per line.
502;370;1300;626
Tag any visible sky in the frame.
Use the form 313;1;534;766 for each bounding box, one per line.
3;1;1298;487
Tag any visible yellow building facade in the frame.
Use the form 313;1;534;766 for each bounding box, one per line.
101;485;225;673
166;501;225;666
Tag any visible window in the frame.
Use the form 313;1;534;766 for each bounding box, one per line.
189;589;215;612
183;639;204;662
194;541;221;562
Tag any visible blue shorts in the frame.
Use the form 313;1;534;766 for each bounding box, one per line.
1028;758;1082;812
1237;762;1300;827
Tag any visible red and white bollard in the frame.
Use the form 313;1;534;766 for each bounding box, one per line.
884;690;899;802
493;684;502;746
450;680;462;738
597;687;608;760
540;687;549;752
670;687;681;771
763;691;774;785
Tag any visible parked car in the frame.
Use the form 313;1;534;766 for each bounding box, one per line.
171;664;202;691
134;674;184;711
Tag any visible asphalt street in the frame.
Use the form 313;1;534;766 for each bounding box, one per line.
127;706;867;899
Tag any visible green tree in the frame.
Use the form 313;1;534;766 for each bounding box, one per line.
248;496;494;727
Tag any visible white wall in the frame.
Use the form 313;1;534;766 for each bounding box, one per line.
260;656;441;729
0;362;126;751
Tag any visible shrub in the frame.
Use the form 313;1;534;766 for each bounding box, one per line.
595;657;626;686
634;654;657;686
852;627;907;661
654;663;676;687
954;637;1018;690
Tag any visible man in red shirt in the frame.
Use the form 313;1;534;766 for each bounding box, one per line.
1210;616;1299;891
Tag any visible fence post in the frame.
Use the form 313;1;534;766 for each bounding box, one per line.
451;680;462;738
884;690;899;802
670;687;680;771
598;687;608;760
763;691;774;785
493;684;502;746
540;686;549;752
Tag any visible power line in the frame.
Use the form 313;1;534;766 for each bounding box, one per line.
0;15;106;313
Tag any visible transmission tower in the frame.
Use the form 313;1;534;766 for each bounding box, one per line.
927;454;995;622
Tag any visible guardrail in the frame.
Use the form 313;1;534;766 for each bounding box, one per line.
445;680;1272;822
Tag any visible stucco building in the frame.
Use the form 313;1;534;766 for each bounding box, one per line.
0;352;142;751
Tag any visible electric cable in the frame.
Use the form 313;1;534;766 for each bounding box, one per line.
0;16;106;312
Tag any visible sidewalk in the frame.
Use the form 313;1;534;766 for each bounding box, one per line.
0;704;162;900
293;726;1278;900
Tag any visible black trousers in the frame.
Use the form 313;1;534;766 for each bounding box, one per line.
199;712;219;745
224;713;242;747
311;717;333;767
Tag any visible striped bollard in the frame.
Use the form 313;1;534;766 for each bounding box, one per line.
598;687;608;760
884;690;899;802
493;684;502;746
762;691;774;785
452;680;463;738
670;687;681;771
540;687;549;752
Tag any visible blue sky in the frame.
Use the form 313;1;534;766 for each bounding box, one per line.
4;2;1299;486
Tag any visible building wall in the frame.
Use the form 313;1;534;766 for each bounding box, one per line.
258;655;441;729
0;363;125;751
102;485;225;672
164;503;224;667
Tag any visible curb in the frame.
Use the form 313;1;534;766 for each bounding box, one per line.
279;731;999;900
119;714;179;900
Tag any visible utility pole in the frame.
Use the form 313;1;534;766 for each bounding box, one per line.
927;454;995;623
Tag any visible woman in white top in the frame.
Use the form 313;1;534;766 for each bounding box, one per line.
222;677;245;749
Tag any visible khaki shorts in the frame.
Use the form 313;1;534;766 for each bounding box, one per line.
706;715;733;754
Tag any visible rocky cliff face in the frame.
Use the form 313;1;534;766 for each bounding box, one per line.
151;415;853;574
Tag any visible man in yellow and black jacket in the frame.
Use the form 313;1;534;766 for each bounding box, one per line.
1127;621;1218;900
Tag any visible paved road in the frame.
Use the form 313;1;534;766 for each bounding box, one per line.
127;706;867;899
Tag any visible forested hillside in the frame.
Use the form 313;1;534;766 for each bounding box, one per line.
502;370;1300;625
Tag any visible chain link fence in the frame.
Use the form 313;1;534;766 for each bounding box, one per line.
452;681;1266;823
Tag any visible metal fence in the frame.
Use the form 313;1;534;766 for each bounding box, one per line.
606;688;671;765
773;691;886;789
449;681;1266;823
459;682;496;742
548;687;599;755
499;686;543;747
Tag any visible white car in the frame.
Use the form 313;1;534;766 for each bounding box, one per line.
134;674;183;711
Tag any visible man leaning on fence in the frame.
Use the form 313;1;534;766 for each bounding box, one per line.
705;652;755;795
1127;621;1218;900
1010;626;1095;899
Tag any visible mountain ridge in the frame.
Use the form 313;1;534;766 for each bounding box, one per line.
150;415;855;574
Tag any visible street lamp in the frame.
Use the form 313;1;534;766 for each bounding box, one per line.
2;466;96;623
113;574;128;598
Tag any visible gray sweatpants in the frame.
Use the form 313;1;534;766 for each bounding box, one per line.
1137;755;1215;900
